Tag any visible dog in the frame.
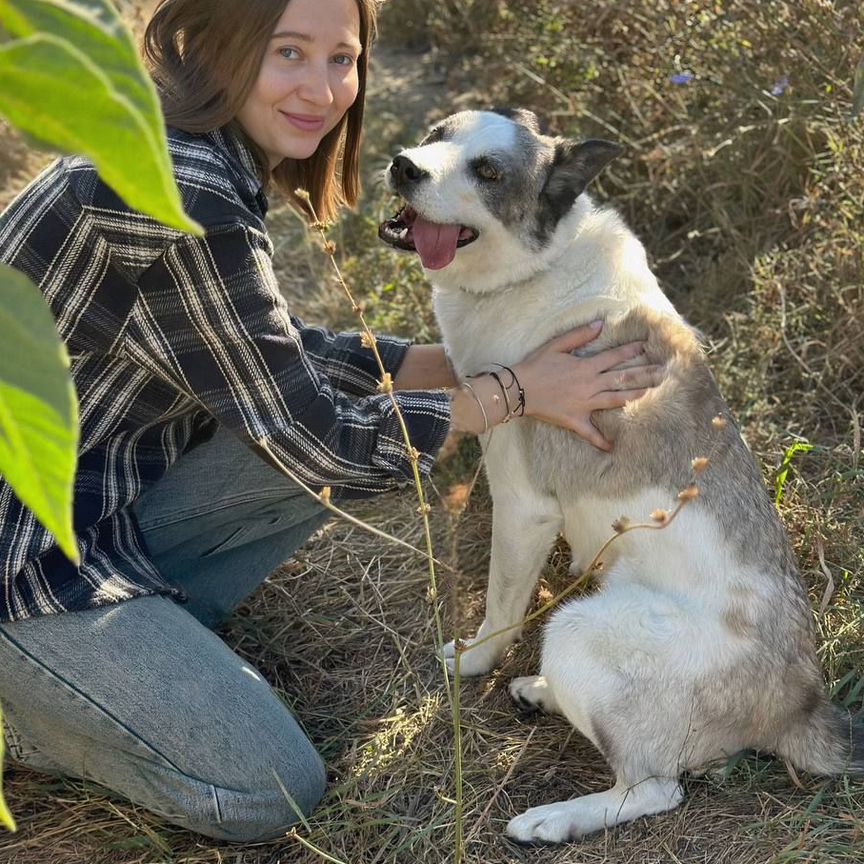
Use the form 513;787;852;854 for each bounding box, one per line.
378;108;863;844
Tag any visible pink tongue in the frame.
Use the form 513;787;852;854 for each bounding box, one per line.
412;216;462;270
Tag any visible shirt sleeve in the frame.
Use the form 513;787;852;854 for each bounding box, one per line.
291;318;414;399
126;223;451;497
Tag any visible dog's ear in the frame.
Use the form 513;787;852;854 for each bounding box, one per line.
541;139;622;219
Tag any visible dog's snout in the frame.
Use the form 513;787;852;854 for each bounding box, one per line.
390;155;428;186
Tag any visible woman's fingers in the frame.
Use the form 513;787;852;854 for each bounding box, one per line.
600;364;665;391
547;320;604;354
516;328;664;450
590;340;646;372
571;418;612;451
591;388;649;410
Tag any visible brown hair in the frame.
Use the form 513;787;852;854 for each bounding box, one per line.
143;0;377;222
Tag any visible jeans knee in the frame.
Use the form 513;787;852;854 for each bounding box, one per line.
195;751;328;843
276;747;328;823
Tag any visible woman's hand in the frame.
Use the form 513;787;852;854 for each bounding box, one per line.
513;320;664;451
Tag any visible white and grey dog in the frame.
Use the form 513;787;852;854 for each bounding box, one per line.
379;108;863;844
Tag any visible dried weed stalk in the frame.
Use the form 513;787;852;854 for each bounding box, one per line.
277;192;462;861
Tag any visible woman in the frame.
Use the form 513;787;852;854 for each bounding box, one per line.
0;0;659;843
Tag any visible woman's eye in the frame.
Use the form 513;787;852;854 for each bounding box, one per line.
333;54;355;66
475;162;500;181
279;47;300;60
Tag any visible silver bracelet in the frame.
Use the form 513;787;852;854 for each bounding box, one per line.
460;381;489;434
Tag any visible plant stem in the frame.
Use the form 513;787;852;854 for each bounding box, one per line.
300;197;463;861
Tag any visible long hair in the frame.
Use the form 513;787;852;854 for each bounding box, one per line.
143;0;377;222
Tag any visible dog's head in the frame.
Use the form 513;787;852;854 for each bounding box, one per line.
379;108;621;291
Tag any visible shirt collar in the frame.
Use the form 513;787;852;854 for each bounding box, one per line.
207;125;270;218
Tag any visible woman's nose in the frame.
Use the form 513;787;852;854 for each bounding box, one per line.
298;62;334;106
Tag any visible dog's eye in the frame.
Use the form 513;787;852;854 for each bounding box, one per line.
474;162;501;182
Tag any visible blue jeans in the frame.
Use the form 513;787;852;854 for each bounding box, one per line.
0;428;331;842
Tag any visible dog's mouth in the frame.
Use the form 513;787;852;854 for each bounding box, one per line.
378;205;479;271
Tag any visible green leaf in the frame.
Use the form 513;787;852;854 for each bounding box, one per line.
852;56;864;119
0;265;79;564
0;702;16;832
0;0;201;235
773;441;814;504
0;0;162;144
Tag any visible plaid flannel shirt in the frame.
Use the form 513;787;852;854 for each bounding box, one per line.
0;126;450;622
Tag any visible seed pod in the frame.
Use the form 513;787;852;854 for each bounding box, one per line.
678;485;700;502
611;516;632;533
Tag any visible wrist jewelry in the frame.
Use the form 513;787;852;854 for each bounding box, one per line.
460;381;489;434
493;363;526;418
470;370;511;421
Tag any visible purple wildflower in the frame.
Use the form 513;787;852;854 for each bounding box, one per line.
770;75;790;97
670;71;694;85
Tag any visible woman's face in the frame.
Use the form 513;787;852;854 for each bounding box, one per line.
237;0;362;168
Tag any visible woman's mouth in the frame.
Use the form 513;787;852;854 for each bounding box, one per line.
279;112;327;132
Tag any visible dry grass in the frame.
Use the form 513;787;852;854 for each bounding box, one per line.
2;1;864;863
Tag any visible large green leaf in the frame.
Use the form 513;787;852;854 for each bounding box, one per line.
0;265;79;564
0;1;201;235
0;0;164;145
0;702;15;832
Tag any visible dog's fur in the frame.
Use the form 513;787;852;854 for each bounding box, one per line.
379;109;864;844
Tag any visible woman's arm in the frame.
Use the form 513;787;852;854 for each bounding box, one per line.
294;320;417;398
131;226;451;495
393;344;457;391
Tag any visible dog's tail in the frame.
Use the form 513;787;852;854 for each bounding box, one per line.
776;698;864;775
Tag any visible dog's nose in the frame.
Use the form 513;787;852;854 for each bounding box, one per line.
390;155;428;186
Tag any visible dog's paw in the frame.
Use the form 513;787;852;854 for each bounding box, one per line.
440;637;499;677
506;801;582;845
509;675;560;715
508;782;684;844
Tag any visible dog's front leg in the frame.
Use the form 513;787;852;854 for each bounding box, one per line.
443;488;563;677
